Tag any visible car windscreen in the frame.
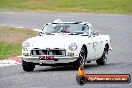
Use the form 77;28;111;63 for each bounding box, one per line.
42;23;88;34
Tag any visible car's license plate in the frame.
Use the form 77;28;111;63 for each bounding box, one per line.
39;56;54;60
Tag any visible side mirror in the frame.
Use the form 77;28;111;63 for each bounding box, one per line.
39;32;43;36
93;31;99;35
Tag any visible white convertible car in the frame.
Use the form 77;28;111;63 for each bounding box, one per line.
19;19;112;71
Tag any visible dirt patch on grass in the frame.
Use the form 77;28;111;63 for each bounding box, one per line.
0;26;38;59
0;26;38;44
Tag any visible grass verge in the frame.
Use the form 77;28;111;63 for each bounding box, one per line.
0;42;21;60
0;26;37;60
0;0;132;14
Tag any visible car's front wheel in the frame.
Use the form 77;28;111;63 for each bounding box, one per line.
22;60;35;72
74;47;86;69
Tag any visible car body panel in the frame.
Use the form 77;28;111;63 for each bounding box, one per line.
19;20;111;65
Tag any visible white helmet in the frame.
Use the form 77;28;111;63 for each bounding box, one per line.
53;19;62;23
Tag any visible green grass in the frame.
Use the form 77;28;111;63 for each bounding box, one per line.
0;0;132;14
0;26;37;60
0;42;21;60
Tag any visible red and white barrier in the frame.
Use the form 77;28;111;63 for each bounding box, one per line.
0;57;21;67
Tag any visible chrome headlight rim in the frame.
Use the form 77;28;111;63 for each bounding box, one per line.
22;42;30;51
68;43;77;51
22;46;28;51
22;42;30;47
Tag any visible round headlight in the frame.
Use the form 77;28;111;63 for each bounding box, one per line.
22;46;28;51
22;42;30;51
68;43;77;51
22;42;30;47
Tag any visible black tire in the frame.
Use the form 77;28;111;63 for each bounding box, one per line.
96;47;107;65
22;60;35;72
74;47;86;69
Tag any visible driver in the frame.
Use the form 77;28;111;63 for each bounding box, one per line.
61;27;71;33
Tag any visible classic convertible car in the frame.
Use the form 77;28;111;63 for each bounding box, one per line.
19;19;112;71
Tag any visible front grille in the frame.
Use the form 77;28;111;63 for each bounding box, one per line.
30;48;66;56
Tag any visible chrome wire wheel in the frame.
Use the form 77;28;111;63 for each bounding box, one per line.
79;47;86;66
73;47;86;69
96;47;108;65
103;50;107;63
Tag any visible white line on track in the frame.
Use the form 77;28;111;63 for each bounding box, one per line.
32;28;41;32
0;25;40;32
0;60;21;67
12;26;24;29
0;57;22;67
1;12;14;14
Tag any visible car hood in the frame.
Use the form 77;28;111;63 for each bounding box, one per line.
26;35;88;49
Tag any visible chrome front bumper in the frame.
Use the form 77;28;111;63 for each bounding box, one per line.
18;55;78;64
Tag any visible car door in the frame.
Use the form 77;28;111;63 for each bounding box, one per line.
86;36;95;61
91;34;103;59
83;25;95;61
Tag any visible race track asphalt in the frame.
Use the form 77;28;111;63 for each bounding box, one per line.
0;11;132;88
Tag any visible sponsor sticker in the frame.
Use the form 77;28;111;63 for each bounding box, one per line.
76;66;131;85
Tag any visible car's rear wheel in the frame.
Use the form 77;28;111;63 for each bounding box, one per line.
22;60;35;72
96;47;107;65
74;47;86;69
